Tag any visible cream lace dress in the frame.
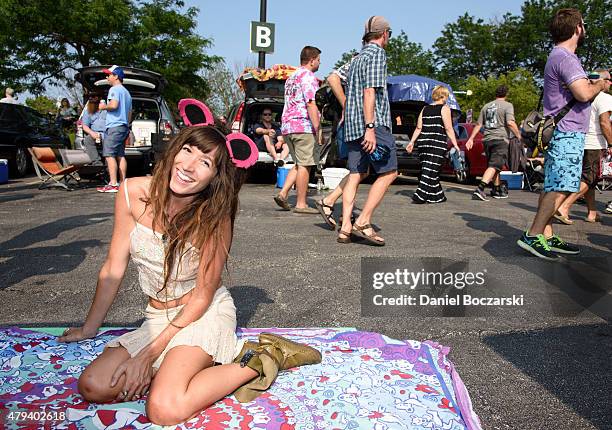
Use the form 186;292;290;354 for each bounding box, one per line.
105;179;244;368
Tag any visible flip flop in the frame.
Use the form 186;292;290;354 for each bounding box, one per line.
315;199;337;229
584;215;601;223
351;223;385;246
274;194;291;211
337;229;351;244
293;206;319;214
553;211;573;225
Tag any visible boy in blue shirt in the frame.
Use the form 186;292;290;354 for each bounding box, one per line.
97;65;132;193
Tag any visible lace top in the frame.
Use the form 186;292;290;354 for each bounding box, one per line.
125;179;199;301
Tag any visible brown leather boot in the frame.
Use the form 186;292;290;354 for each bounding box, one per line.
258;333;322;370
232;343;284;403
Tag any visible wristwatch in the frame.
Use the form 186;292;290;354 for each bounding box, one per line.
365;122;375;129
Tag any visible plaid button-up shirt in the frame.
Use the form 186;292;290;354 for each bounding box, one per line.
344;43;391;142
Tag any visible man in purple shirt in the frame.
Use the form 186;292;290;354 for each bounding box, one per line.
517;8;610;261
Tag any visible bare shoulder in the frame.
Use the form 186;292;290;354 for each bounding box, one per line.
126;176;152;198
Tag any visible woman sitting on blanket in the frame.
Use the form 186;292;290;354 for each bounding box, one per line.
58;99;321;426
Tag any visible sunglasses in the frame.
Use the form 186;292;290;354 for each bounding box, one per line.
262;113;272;116
387;28;393;38
178;99;258;169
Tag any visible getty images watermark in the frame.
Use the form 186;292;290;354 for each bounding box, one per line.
360;257;612;318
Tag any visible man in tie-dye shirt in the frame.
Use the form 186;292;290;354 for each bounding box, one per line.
274;46;322;214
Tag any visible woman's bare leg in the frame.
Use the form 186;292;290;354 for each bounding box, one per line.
78;346;131;403
146;345;257;426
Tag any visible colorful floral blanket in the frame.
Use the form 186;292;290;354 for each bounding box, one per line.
0;327;481;429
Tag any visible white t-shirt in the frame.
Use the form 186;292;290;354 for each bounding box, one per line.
584;92;612;150
0;96;19;104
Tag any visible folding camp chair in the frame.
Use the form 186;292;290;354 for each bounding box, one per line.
28;147;85;190
523;158;545;192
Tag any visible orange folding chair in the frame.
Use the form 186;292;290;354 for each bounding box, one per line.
28;147;82;190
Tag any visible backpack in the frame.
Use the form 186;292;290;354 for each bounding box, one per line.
521;97;576;153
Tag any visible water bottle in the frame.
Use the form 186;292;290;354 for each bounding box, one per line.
317;178;324;191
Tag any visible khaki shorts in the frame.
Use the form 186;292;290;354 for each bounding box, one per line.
284;133;319;167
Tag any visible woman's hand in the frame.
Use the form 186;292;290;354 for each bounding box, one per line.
406;142;415;153
465;139;474;151
111;354;155;402
57;327;97;343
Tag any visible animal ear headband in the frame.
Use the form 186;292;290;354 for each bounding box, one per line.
178;99;258;169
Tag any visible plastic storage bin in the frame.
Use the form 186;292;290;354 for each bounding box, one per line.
322;168;349;190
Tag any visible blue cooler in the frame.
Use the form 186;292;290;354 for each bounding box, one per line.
276;164;294;188
0;159;8;184
500;171;523;190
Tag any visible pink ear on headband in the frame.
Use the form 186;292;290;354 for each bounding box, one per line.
178;98;214;126
177;99;259;169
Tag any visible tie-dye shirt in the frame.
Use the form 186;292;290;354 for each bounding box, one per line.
281;67;320;135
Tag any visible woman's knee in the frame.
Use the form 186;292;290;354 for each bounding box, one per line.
146;391;189;425
78;368;115;403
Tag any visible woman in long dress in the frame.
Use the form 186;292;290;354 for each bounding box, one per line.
407;86;460;203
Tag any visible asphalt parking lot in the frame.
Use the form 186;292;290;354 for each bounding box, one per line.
1;173;611;430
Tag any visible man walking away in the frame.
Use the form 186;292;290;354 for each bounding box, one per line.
338;15;398;246
97;65;132;193
466;85;521;200
275;46;322;214
517;9;609;260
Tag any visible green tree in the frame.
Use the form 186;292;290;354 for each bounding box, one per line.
458;69;540;123
386;31;436;76
25;95;57;115
0;0;220;105
433;14;495;87
202;60;242;117
334;32;435;77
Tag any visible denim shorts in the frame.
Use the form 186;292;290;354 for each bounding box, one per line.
103;125;129;157
347;126;397;174
543;130;585;193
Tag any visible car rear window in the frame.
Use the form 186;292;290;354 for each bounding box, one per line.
132;99;160;122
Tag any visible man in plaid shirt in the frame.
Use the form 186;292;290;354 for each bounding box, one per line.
337;16;398;246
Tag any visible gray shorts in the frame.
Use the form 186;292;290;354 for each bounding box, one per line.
103;125;129;157
347;126;397;174
484;139;508;170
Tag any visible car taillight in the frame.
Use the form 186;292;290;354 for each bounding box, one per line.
231;103;244;132
161;119;172;135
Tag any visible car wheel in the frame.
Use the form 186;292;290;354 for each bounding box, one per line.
13;146;30;177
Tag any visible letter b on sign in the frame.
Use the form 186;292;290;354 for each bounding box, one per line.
250;21;275;53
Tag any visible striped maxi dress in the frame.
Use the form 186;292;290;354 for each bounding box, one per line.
413;104;448;203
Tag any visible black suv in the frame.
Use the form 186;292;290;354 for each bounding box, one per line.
0;103;70;176
74;66;179;173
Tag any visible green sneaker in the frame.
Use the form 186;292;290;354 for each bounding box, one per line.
547;235;580;255
517;231;559;261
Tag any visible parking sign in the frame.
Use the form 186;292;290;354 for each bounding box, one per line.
250;21;275;53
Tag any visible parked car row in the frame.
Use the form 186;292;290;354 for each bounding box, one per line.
226;72;487;183
0;103;70;177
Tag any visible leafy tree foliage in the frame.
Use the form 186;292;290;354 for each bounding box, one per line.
0;0;220;106
25;95;57;115
457;69;540;123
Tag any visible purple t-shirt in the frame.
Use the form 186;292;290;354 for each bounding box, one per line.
543;46;589;133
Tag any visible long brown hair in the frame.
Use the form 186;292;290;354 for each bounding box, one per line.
145;125;247;297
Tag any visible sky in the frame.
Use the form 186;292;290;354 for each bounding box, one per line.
186;0;526;78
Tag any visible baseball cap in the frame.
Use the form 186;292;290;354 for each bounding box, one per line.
363;16;390;37
102;65;125;80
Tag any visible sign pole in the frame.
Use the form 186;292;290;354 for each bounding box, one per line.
258;0;267;69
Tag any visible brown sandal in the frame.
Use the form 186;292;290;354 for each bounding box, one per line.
337;229;351;244
315;199;337;229
351;223;385;246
